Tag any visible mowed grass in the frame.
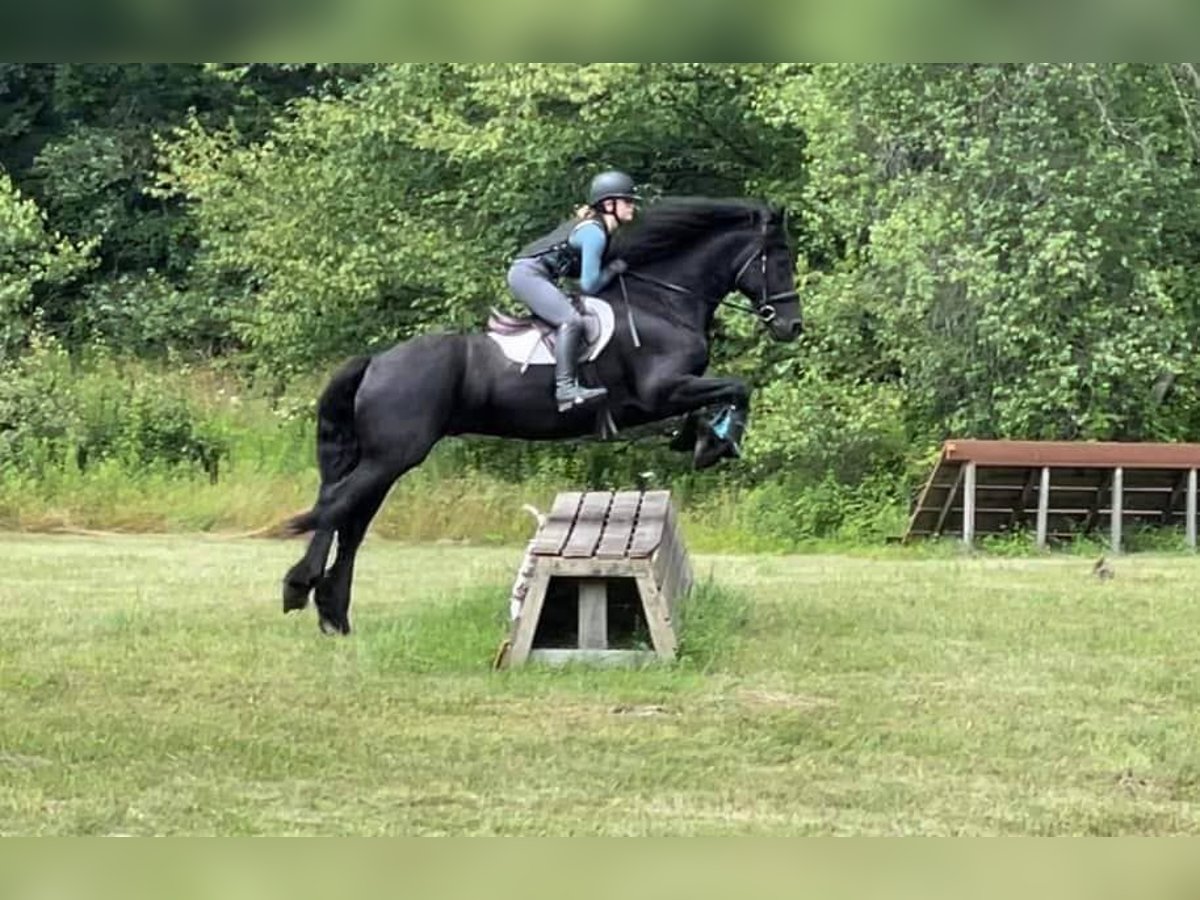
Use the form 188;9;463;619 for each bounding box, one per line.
2;534;1200;835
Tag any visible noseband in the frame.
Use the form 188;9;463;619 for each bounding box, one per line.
728;222;800;324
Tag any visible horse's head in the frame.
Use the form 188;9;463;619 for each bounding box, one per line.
729;205;803;343
610;197;803;343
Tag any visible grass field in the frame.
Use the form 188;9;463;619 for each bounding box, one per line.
2;533;1200;835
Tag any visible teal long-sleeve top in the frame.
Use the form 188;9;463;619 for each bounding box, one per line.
569;220;609;294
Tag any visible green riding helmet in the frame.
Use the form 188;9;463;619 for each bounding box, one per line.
588;170;638;207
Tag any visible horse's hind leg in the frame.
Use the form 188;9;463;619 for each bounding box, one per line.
313;486;389;635
308;437;440;634
284;451;413;618
282;529;335;612
281;355;370;612
311;454;429;634
293;337;460;633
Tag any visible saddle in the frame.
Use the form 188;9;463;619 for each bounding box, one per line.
485;295;616;370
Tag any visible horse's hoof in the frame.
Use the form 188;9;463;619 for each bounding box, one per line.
668;426;697;452
319;616;351;636
693;437;726;470
282;579;311;613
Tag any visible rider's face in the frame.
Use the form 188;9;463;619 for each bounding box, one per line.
612;198;637;222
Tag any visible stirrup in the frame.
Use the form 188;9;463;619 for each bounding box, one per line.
555;382;608;412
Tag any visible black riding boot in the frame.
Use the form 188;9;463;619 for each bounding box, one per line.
554;319;608;412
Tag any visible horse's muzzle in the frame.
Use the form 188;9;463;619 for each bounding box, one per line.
770;316;803;342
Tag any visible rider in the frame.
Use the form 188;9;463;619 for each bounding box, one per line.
507;169;638;412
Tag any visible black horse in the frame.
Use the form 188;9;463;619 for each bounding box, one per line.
282;197;803;634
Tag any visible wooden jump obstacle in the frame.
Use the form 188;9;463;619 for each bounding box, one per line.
498;490;693;668
905;439;1200;551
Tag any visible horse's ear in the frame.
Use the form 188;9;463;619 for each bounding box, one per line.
761;203;787;232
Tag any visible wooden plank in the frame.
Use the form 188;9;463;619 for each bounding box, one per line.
656;545;679;625
651;499;678;591
678;542;693;596
659;549;678;628
1111;466;1124;553
672;544;693;624
665;532;684;599
970;488;1039;503
635;570;677;660
962;461;977;546
932;508;1127;530
1162;471;1188;524
531;492;584;555
506;563;552;666
526;649;660;668
561;491;613;558
1189;468;1198;551
628;491;670;557
595;491;641;558
1036;466;1050;548
937;505;1067;516
932;464;964;537
903;447;950;542
1081;470;1113;536
652;533;669;594
668;504;691;597
546;557;647;577
1122;470;1184;488
1009;467;1040;531
577;579;608;649
657;510;692;627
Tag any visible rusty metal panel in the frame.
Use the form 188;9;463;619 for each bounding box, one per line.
943;440;1200;469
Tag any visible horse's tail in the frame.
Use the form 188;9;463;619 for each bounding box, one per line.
283;355;372;535
317;355;371;484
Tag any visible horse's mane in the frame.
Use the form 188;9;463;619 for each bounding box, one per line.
607;196;777;267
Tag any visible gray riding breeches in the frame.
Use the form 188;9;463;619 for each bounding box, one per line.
506;257;579;328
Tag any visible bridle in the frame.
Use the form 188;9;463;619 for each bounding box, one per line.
727;233;800;325
622;221;798;327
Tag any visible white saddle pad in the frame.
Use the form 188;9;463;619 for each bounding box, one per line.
487;296;616;369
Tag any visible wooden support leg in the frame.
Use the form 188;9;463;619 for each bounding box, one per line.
578;579;608;650
1010;467;1039;533
933;466;964;538
635;569;678;661
507;567;551;666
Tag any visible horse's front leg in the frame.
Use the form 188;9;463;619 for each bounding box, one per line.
656;374;751;470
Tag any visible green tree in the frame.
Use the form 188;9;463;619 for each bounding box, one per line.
157;64;804;374
0;64;375;352
0;167;95;355
758;63;1200;443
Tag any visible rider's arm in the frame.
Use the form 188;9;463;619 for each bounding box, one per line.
570;221;608;294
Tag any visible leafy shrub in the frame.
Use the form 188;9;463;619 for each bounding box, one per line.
0;336;228;480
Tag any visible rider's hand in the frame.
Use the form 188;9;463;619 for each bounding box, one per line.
594;258;629;291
